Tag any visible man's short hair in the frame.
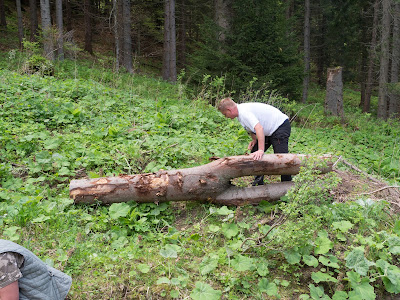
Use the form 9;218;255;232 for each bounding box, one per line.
217;98;236;112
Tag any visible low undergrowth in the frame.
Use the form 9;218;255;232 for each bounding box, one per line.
1;55;400;299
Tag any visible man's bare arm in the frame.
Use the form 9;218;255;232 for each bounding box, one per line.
0;281;19;300
250;123;265;160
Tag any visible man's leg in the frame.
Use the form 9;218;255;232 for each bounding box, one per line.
251;138;271;185
271;120;292;182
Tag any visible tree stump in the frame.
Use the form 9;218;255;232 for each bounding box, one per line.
325;67;344;117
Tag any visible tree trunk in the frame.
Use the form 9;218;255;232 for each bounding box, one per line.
359;4;370;110
70;154;333;205
0;0;6;28
117;0;124;67
169;0;177;81
65;0;72;32
285;0;294;20
113;0;120;71
389;2;400;118
84;0;93;54
123;0;133;73
377;0;392;120
214;0;231;44
363;0;379;113
302;0;311;103
163;0;177;82
325;67;344;117
55;0;64;60
178;0;186;68
16;0;24;48
29;0;38;41
40;0;55;60
316;1;326;86
359;51;367;110
163;0;171;81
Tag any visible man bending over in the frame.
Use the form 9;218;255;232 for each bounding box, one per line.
218;97;292;184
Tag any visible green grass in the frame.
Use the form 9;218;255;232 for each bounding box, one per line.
1;54;400;299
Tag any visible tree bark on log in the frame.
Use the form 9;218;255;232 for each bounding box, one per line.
70;154;333;206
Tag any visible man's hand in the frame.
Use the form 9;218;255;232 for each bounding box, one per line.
248;140;256;150
250;149;264;160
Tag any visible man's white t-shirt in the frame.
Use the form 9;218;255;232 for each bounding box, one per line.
237;103;288;136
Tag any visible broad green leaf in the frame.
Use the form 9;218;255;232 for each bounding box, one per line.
319;255;340;269
216;206;234;215
376;259;400;293
137;263;151;273
345;247;374;276
349;278;375;300
190;233;201;241
311;271;338;283
309;284;329;300
150;203;168;216
337;232;347;242
44;138;61;149
228;240;242;250
332;220;353;233
209;207;218;214
72;107;82;116
284;248;301;265
231;254;255;272
258;200;277;213
56;249;68;262
314;231;333;255
383;276;400;293
88;171;100;178
160;244;180;258
31;214;51;223
111;236;128;249
3;226;20;242
170;278;180;285
387;236;400;255
190;281;222;300
208;225;220;233
170;290;179;298
221;223;238;238
346;271;361;285
280;280;290;287
298;243;314;256
156;277;170;285
332;291;348;300
303;255;319;267
199;256;218;275
109;203;131;219
58;166;71;176
255;260;269;276
258;278;278;296
36;151;52;164
237;221;250;229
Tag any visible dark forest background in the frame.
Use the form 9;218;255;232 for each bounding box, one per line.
1;0;400;119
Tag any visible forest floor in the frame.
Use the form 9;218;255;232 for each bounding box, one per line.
332;166;400;214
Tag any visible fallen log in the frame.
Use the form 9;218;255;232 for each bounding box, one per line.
70;154;333;205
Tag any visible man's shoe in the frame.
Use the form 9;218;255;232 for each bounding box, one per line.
252;175;264;186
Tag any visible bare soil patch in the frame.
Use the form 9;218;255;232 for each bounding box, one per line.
332;169;400;212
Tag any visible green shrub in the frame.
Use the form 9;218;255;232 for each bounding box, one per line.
22;54;54;76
